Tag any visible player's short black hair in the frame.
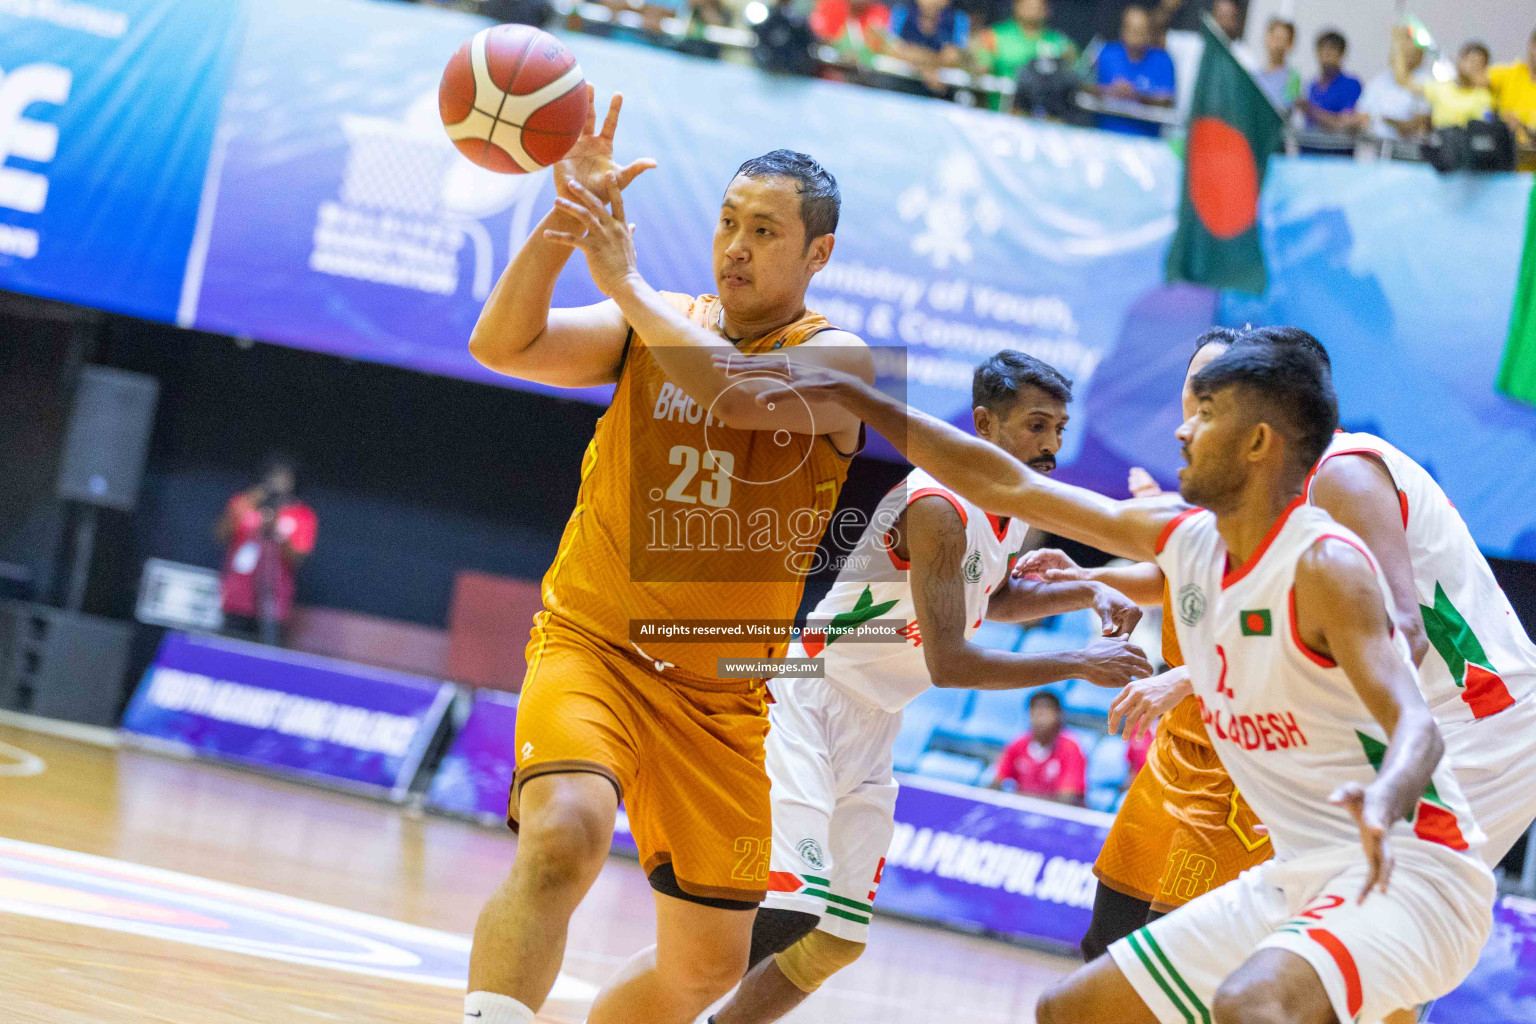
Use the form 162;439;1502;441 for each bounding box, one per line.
1190;326;1245;365
1235;325;1331;371
1192;343;1338;472
1461;41;1490;62
973;351;1073;415
732;150;840;242
1029;689;1062;712
1316;28;1346;53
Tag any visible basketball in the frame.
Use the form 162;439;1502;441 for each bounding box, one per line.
438;25;587;174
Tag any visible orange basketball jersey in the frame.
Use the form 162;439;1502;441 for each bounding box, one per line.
1157;589;1210;745
536;294;855;681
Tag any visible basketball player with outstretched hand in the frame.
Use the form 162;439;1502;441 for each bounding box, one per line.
708;351;1151;1024
725;343;1495;1024
460;89;873;1024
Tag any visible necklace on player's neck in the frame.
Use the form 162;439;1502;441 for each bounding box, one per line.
717;308;748;346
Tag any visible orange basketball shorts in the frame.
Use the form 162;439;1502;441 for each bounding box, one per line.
511;613;772;906
1095;716;1272;913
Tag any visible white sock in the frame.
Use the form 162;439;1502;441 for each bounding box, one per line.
464;991;536;1024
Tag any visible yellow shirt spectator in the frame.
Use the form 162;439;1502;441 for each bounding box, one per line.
1489;62;1536;127
1422;79;1493;128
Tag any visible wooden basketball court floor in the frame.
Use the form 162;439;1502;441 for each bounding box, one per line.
0;721;1074;1024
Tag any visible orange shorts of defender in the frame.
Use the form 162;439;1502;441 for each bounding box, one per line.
511;613;772;907
1095;700;1271;913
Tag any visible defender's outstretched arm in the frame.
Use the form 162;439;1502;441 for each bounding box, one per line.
725;359;1180;562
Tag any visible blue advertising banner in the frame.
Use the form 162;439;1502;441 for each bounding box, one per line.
185;0;1178;442
0;0;240;322
123;631;454;800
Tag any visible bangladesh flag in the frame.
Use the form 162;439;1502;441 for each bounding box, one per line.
1165;16;1286;295
1496;185;1536;406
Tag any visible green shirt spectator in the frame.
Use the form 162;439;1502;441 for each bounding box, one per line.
974;0;1076;111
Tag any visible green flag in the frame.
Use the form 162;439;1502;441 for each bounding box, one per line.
1165;17;1286;295
1496;184;1536;407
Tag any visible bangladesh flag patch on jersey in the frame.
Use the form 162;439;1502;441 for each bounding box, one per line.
1240;609;1272;636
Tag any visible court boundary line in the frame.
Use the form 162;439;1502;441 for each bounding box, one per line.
0;711;118;748
0;739;45;776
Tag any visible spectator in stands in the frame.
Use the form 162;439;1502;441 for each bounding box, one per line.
1254;17;1300;113
883;0;971;92
678;0;733;57
753;0;817;74
216;456;318;646
1404;41;1494;129
991;690;1087;805
1356;25;1431;140
972;0;1076;111
1091;5;1176;137
1296;28;1361;132
810;0;890;63
478;0;555;28
1210;0;1257;70
1489;26;1536;145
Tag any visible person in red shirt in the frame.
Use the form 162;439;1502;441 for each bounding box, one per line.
991;689;1086;804
216;457;318;645
808;0;890;56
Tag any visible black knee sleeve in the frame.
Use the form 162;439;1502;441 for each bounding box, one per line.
1079;882;1153;961
747;908;819;969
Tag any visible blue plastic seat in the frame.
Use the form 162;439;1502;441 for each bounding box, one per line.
1063;677;1118;716
1087;734;1130;790
891;687;972;772
953;688;1029;744
914;750;988;786
969;619;1025;652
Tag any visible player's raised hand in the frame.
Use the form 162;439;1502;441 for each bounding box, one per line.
1091;584;1142;638
1075;637;1151;690
1330;781;1395;902
1107;667;1192;739
1011;547;1084;580
1127;466;1163;498
554;89;656;208
545;173;640;297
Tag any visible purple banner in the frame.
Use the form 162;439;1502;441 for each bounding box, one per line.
424;689;518;824
881;776;1105;949
426;690;638;855
122;631;454;800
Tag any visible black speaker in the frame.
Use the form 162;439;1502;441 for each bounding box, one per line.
56;365;160;512
0;602;133;726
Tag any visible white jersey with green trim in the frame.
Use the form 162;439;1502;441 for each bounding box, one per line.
1307;430;1536;724
790;468;1030;714
1154;499;1487;877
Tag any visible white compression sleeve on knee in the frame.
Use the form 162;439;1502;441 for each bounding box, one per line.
464;991;536;1024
